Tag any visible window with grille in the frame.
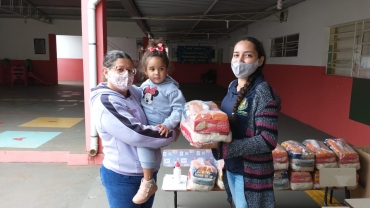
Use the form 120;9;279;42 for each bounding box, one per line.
270;34;299;57
327;19;370;79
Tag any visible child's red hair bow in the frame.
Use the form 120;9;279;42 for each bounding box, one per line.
148;43;164;52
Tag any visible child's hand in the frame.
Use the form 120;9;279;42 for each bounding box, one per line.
156;124;169;137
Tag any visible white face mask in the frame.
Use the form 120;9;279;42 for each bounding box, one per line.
231;60;259;79
107;70;134;91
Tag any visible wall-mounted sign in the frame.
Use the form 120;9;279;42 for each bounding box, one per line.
177;46;212;64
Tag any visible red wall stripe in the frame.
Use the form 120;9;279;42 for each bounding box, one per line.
57;58;83;81
264;64;370;146
210;62;370;146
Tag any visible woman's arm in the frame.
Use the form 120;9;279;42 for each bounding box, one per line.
98;94;176;149
221;83;281;159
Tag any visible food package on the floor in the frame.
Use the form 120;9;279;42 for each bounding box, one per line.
324;138;360;170
273;170;290;190
188;158;217;191
302;139;338;170
180;118;232;148
272;143;289;170
181;100;229;134
289;171;313;190
281;140;315;172
213;158;225;190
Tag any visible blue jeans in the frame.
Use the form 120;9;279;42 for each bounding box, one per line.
100;165;157;208
226;170;248;208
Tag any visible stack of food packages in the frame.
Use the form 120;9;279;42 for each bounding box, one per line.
272;143;290;190
188;158;218;191
281;140;315;190
180;100;231;148
302;139;338;189
322;138;360;190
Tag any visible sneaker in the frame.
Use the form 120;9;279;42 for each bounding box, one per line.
132;179;158;204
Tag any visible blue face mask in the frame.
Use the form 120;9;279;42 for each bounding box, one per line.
231;60;259;78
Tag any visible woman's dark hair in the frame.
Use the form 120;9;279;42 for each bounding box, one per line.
139;38;173;74
103;50;133;68
230;37;266;123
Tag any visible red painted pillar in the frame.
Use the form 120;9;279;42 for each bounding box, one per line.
95;1;107;154
96;1;107;84
143;36;149;52
81;0;107;157
48;34;58;84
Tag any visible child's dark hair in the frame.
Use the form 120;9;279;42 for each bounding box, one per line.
139;38;173;74
230;37;266;123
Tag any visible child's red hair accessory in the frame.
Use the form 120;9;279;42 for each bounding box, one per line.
148;43;164;52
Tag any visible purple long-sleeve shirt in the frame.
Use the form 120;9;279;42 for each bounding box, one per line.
90;83;175;175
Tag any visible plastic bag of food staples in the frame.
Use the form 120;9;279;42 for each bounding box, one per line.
214;159;225;190
180;100;232;147
181;100;229;133
281;140;315;172
324;138;360;170
188;158;217;191
289;171;313;191
302;139;338;169
273;170;290;190
272;143;289;170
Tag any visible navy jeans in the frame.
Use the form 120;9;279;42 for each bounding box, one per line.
100;165;157;208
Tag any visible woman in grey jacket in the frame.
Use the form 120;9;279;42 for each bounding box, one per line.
90;50;177;208
210;37;281;208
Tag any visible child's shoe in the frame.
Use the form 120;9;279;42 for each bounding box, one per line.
132;179;158;204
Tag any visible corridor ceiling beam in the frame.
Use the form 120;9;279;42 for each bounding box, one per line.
0;0;52;24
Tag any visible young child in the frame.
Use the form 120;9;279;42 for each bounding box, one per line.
132;39;186;204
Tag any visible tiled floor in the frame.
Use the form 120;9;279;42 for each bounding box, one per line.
0;81;348;208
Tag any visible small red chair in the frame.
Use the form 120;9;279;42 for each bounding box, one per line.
10;65;28;86
1;58;11;85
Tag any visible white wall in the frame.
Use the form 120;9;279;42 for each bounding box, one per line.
56;35;83;59
107;37;138;60
56;36;138;60
218;0;370;65
0;18;144;60
0;19;82;60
